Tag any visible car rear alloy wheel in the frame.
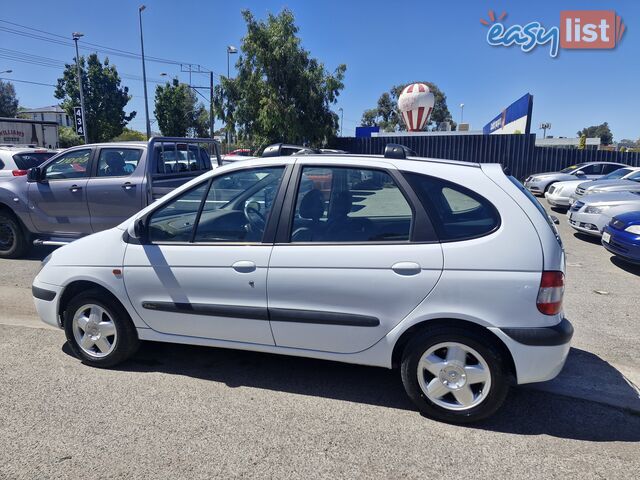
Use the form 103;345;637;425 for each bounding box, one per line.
417;342;491;411
71;304;118;358
64;289;139;367
400;328;509;423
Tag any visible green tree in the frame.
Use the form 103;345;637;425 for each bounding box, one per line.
577;122;613;145
154;78;209;137
578;134;586;150
214;9;346;148
0;80;19;117
58;125;83;148
360;82;455;132
55;54;135;143
111;127;146;141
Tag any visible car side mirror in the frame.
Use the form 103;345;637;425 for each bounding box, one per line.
574;170;585;176
27;167;43;183
127;217;146;240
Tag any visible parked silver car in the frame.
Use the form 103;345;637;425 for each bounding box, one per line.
524;162;626;196
567;191;640;236
571;169;640;203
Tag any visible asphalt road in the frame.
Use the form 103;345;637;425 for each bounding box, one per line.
0;199;639;479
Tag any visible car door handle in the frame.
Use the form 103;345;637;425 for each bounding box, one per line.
68;185;82;192
232;260;256;273
121;182;135;190
391;262;421;276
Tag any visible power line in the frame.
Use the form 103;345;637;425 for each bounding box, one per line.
0;76;55;87
0;19;209;69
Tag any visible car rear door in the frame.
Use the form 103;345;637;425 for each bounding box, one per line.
86;146;145;232
266;159;444;354
28;147;93;235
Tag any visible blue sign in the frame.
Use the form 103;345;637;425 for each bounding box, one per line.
483;93;533;135
355;126;380;138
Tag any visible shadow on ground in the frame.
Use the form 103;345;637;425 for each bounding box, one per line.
63;341;640;442
572;232;602;244
609;255;640;276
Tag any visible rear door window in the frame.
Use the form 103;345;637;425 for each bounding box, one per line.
13;152;55;170
405;172;500;241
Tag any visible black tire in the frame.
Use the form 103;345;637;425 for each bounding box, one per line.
0;212;28;259
400;327;509;424
64;289;140;368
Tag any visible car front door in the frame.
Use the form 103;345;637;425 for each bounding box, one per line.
266;162;444;354
86;147;145;232
123;164;289;344
28;148;93;235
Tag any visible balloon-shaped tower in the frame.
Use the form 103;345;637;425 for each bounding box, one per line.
398;83;435;131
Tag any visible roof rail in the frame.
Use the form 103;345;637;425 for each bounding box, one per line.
384;143;416;160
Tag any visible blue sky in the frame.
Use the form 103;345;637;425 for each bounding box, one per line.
1;0;638;140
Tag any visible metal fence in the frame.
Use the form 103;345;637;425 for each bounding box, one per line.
331;134;640;180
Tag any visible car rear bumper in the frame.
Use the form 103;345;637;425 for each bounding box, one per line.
490;318;573;384
602;226;640;263
32;280;62;328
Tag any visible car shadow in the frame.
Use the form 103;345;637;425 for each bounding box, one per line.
573;232;602;245
22;245;57;261
609;255;640;276
549;206;569;214
62;341;640;441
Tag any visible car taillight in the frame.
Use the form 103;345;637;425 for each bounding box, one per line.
12;169;28;176
537;271;565;315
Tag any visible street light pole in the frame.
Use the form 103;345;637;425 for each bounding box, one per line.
459;103;465;125
338;108;344;137
72;32;88;144
210;71;214;141
138;5;151;139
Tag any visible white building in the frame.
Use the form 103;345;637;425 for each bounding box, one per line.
20;105;71;128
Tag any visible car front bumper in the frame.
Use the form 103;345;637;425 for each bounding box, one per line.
545;191;572;207
32;279;63;329
602;226;640;264
524;179;545;195
490;318;573;384
567;210;609;236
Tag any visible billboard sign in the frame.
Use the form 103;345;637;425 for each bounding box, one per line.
483;93;533;135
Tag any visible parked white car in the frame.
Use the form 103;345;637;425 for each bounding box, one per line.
0;146;56;177
33;146;572;423
567;191;640;236
545;166;640;209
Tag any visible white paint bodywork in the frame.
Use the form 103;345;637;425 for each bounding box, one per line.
33;154;570;384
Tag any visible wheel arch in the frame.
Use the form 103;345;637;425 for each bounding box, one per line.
390;318;517;381
58;280;124;328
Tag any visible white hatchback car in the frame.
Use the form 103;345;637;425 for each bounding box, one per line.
33;146;572;423
0;146;56;177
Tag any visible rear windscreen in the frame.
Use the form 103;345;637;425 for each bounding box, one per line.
13;152;54;170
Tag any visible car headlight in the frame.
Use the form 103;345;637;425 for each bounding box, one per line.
625;225;640;234
584;205;610;214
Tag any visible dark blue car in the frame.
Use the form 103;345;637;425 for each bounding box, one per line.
602;211;640;264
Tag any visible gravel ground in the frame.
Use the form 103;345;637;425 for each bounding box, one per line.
0;199;639;479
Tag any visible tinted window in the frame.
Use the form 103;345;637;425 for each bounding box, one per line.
97;148;142;177
194;167;284;242
576;164;601;175
601;164;624;175
290;167;413;242
44;149;91;180
602;167;632;180
13;152;54;170
155;145;211;174
147;181;210;242
627;171;640;182
405;172;499;241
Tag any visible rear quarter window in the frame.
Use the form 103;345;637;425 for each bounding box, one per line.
404;172;500;241
13;152;54;170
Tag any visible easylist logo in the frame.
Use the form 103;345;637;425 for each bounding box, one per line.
560;11;625;49
482;9;625;58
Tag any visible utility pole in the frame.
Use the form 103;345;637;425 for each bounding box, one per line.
72;32;88;144
138;5;151;139
210;71;214;140
226;46;237;148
